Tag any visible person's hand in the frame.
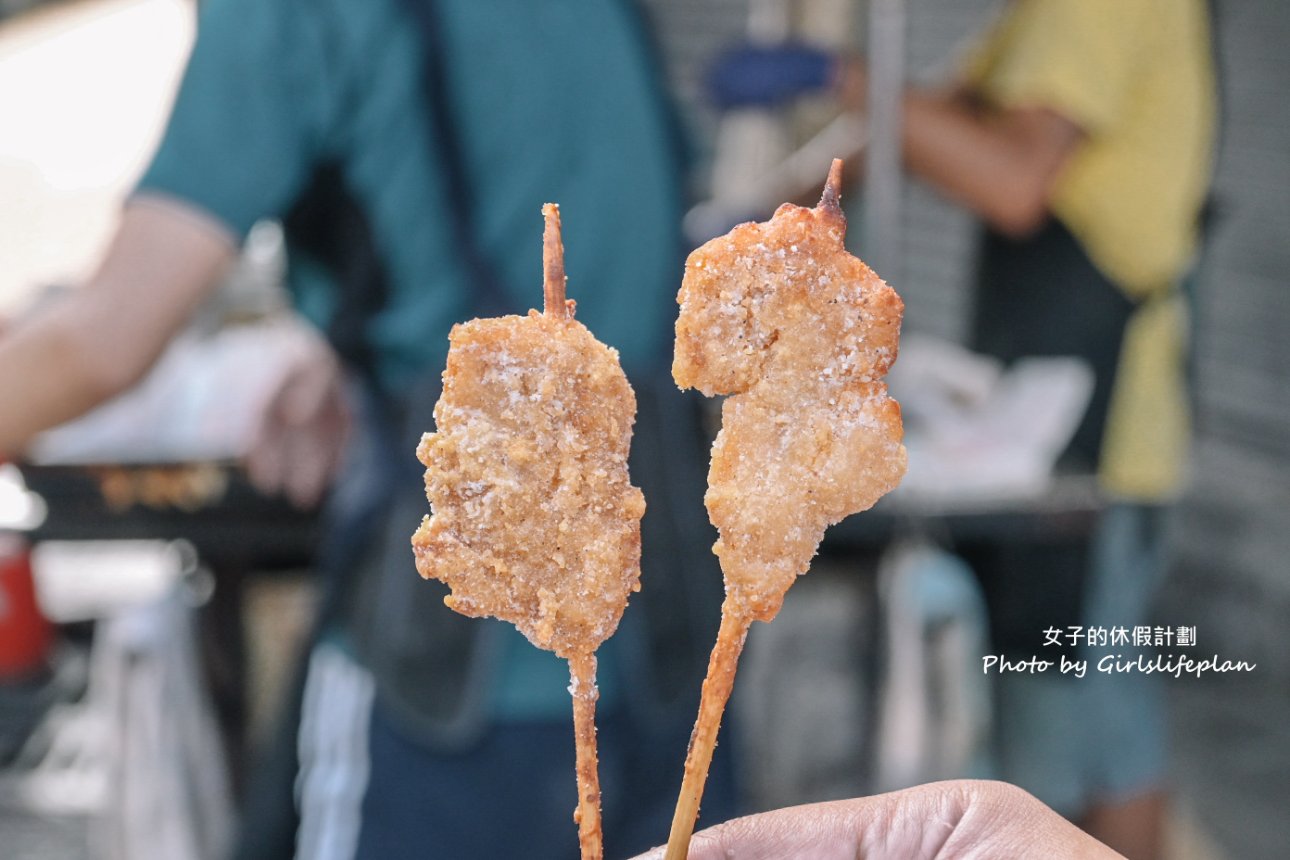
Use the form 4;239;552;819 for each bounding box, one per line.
631;780;1124;859
245;330;350;510
707;43;841;110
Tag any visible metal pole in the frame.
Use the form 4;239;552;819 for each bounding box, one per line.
863;0;905;281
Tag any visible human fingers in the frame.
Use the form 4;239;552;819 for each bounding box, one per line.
279;343;343;426
938;781;1124;859
630;781;1122;860
246;337;349;506
245;413;287;499
281;384;350;509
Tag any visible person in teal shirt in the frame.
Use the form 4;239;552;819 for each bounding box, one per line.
141;0;682;388
0;0;734;856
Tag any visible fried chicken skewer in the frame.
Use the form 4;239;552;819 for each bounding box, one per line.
413;204;645;860
665;160;907;859
545;208;608;860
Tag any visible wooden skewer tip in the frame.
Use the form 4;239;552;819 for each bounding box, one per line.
543;203;569;318
819;158;845;212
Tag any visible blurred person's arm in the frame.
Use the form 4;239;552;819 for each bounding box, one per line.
838;63;1082;237
0;194;349;508
702;46;1080;233
839;0;1161;240
631;780;1124;859
0;196;235;457
0;0;353;504
901;93;1080;236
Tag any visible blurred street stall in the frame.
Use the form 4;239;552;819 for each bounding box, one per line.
0;2;320;856
18;541;232;860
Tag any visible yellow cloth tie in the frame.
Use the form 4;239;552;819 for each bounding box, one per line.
1099;291;1190;501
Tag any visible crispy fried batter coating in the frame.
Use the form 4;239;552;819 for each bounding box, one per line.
411;204;630;860
674;160;907;621
411;308;644;659
664;160;907;860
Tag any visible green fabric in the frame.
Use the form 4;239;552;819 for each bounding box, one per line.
489;624;625;719
139;0;682;383
139;0;683;719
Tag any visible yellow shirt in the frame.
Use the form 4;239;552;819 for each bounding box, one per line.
963;0;1216;499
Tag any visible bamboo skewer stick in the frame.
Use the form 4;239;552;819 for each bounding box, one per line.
569;651;604;860
545;203;602;859
664;604;752;860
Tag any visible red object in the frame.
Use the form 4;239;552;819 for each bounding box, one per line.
0;532;52;679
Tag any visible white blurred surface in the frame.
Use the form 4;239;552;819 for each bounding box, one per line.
30;539;191;622
0;462;47;530
0;0;194;311
888;335;1094;504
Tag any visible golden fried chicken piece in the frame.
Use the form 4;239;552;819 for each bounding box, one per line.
675;159;907;621
411;205;641;860
664;160;906;860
